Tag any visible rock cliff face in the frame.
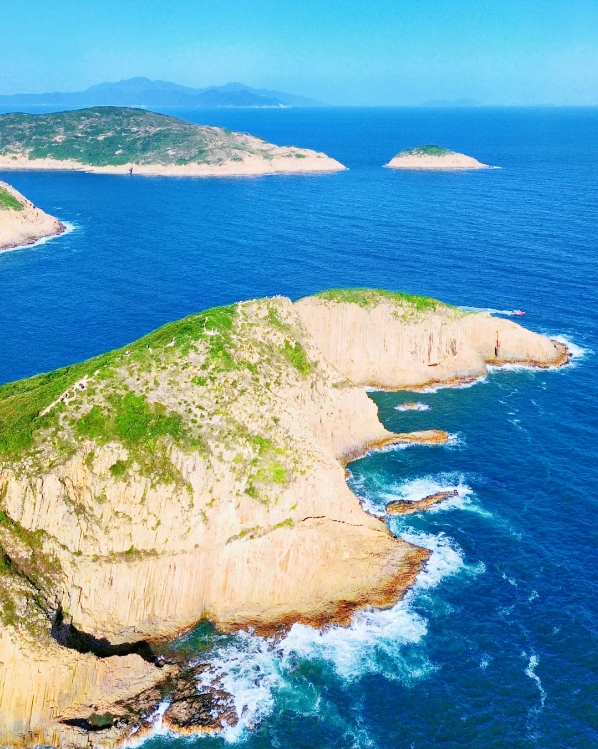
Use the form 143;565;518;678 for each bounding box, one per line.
295;290;567;388
0;290;567;746
0;180;64;250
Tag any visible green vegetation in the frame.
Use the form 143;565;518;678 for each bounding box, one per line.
0;186;23;211
76;393;182;447
0;304;236;461
280;340;311;374
398;145;450;157
0;107;280;167
312;288;454;312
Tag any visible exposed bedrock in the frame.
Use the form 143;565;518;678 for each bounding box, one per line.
0;289;568;746
295;292;568;388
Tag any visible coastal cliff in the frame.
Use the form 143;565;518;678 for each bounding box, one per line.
295;289;567;388
0;181;64;250
0;290;567;746
386;145;489;169
0;107;345;177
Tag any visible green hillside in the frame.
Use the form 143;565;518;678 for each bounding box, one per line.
0;106;277;167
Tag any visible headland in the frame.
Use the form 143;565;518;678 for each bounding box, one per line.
0;289;568;746
0;180;65;250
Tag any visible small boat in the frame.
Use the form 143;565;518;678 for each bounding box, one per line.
512;310;526;316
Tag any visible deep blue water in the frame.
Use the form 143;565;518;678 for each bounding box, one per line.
1;107;598;747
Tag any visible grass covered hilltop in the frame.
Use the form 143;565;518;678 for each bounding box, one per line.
0;289;567;747
386;144;490;169
0;106;345;176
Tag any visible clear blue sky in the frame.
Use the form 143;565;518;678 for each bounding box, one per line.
3;0;598;105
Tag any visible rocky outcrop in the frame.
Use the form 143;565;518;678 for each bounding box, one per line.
386;490;459;515
295;290;568;389
0;289;569;746
385;145;489;169
394;430;449;445
0;180;64;250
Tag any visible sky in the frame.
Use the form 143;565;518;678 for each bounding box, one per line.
3;0;598;105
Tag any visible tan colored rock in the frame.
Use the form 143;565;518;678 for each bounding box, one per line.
386;147;489;169
386;490;459;515
0;289;569;746
295;291;568;389
394;430;450;445
0;180;64;250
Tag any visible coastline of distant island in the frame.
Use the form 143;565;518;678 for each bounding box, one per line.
385;144;491;169
0;107;345;177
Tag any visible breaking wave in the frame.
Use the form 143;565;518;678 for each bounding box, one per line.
0;220;76;254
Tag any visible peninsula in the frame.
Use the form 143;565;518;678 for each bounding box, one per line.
0;289;567;746
0;180;65;250
0;107;345;177
386;145;490;169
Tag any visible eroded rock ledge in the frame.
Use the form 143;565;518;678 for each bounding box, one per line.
0;288;568;746
0;180;65;250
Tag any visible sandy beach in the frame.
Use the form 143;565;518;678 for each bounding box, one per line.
0;148;346;177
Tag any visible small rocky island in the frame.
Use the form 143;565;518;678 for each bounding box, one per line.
0;289;568;747
0;107;345;176
386;145;490;169
0;180;65;250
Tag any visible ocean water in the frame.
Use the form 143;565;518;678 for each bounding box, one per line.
1;106;598;747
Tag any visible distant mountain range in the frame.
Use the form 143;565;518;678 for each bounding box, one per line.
420;98;482;107
0;77;323;109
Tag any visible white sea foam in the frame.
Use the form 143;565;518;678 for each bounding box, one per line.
552;334;591;361
178;492;474;742
524;653;546;709
408;377;487;394
353;473;488;518
394;402;430;412
0;221;76;254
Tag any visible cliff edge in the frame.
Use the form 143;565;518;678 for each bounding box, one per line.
0;290;567;746
0;181;65;250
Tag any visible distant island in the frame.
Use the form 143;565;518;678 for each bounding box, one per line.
386;145;490;169
420;98;482;107
0;180;64;250
0;288;568;746
0;107;345;176
0;77;323;109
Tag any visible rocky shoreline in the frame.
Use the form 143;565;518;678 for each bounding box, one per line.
0;289;570;747
0;180;65;250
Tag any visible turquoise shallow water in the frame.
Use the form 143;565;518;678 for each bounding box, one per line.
1;106;597;747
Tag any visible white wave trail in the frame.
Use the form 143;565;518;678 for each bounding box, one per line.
0;220;76;254
459;306;524;316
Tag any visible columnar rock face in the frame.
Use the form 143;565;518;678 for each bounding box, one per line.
0;180;64;250
295;290;567;388
0;290;568;746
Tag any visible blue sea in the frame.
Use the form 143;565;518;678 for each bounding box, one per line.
1;106;597;748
